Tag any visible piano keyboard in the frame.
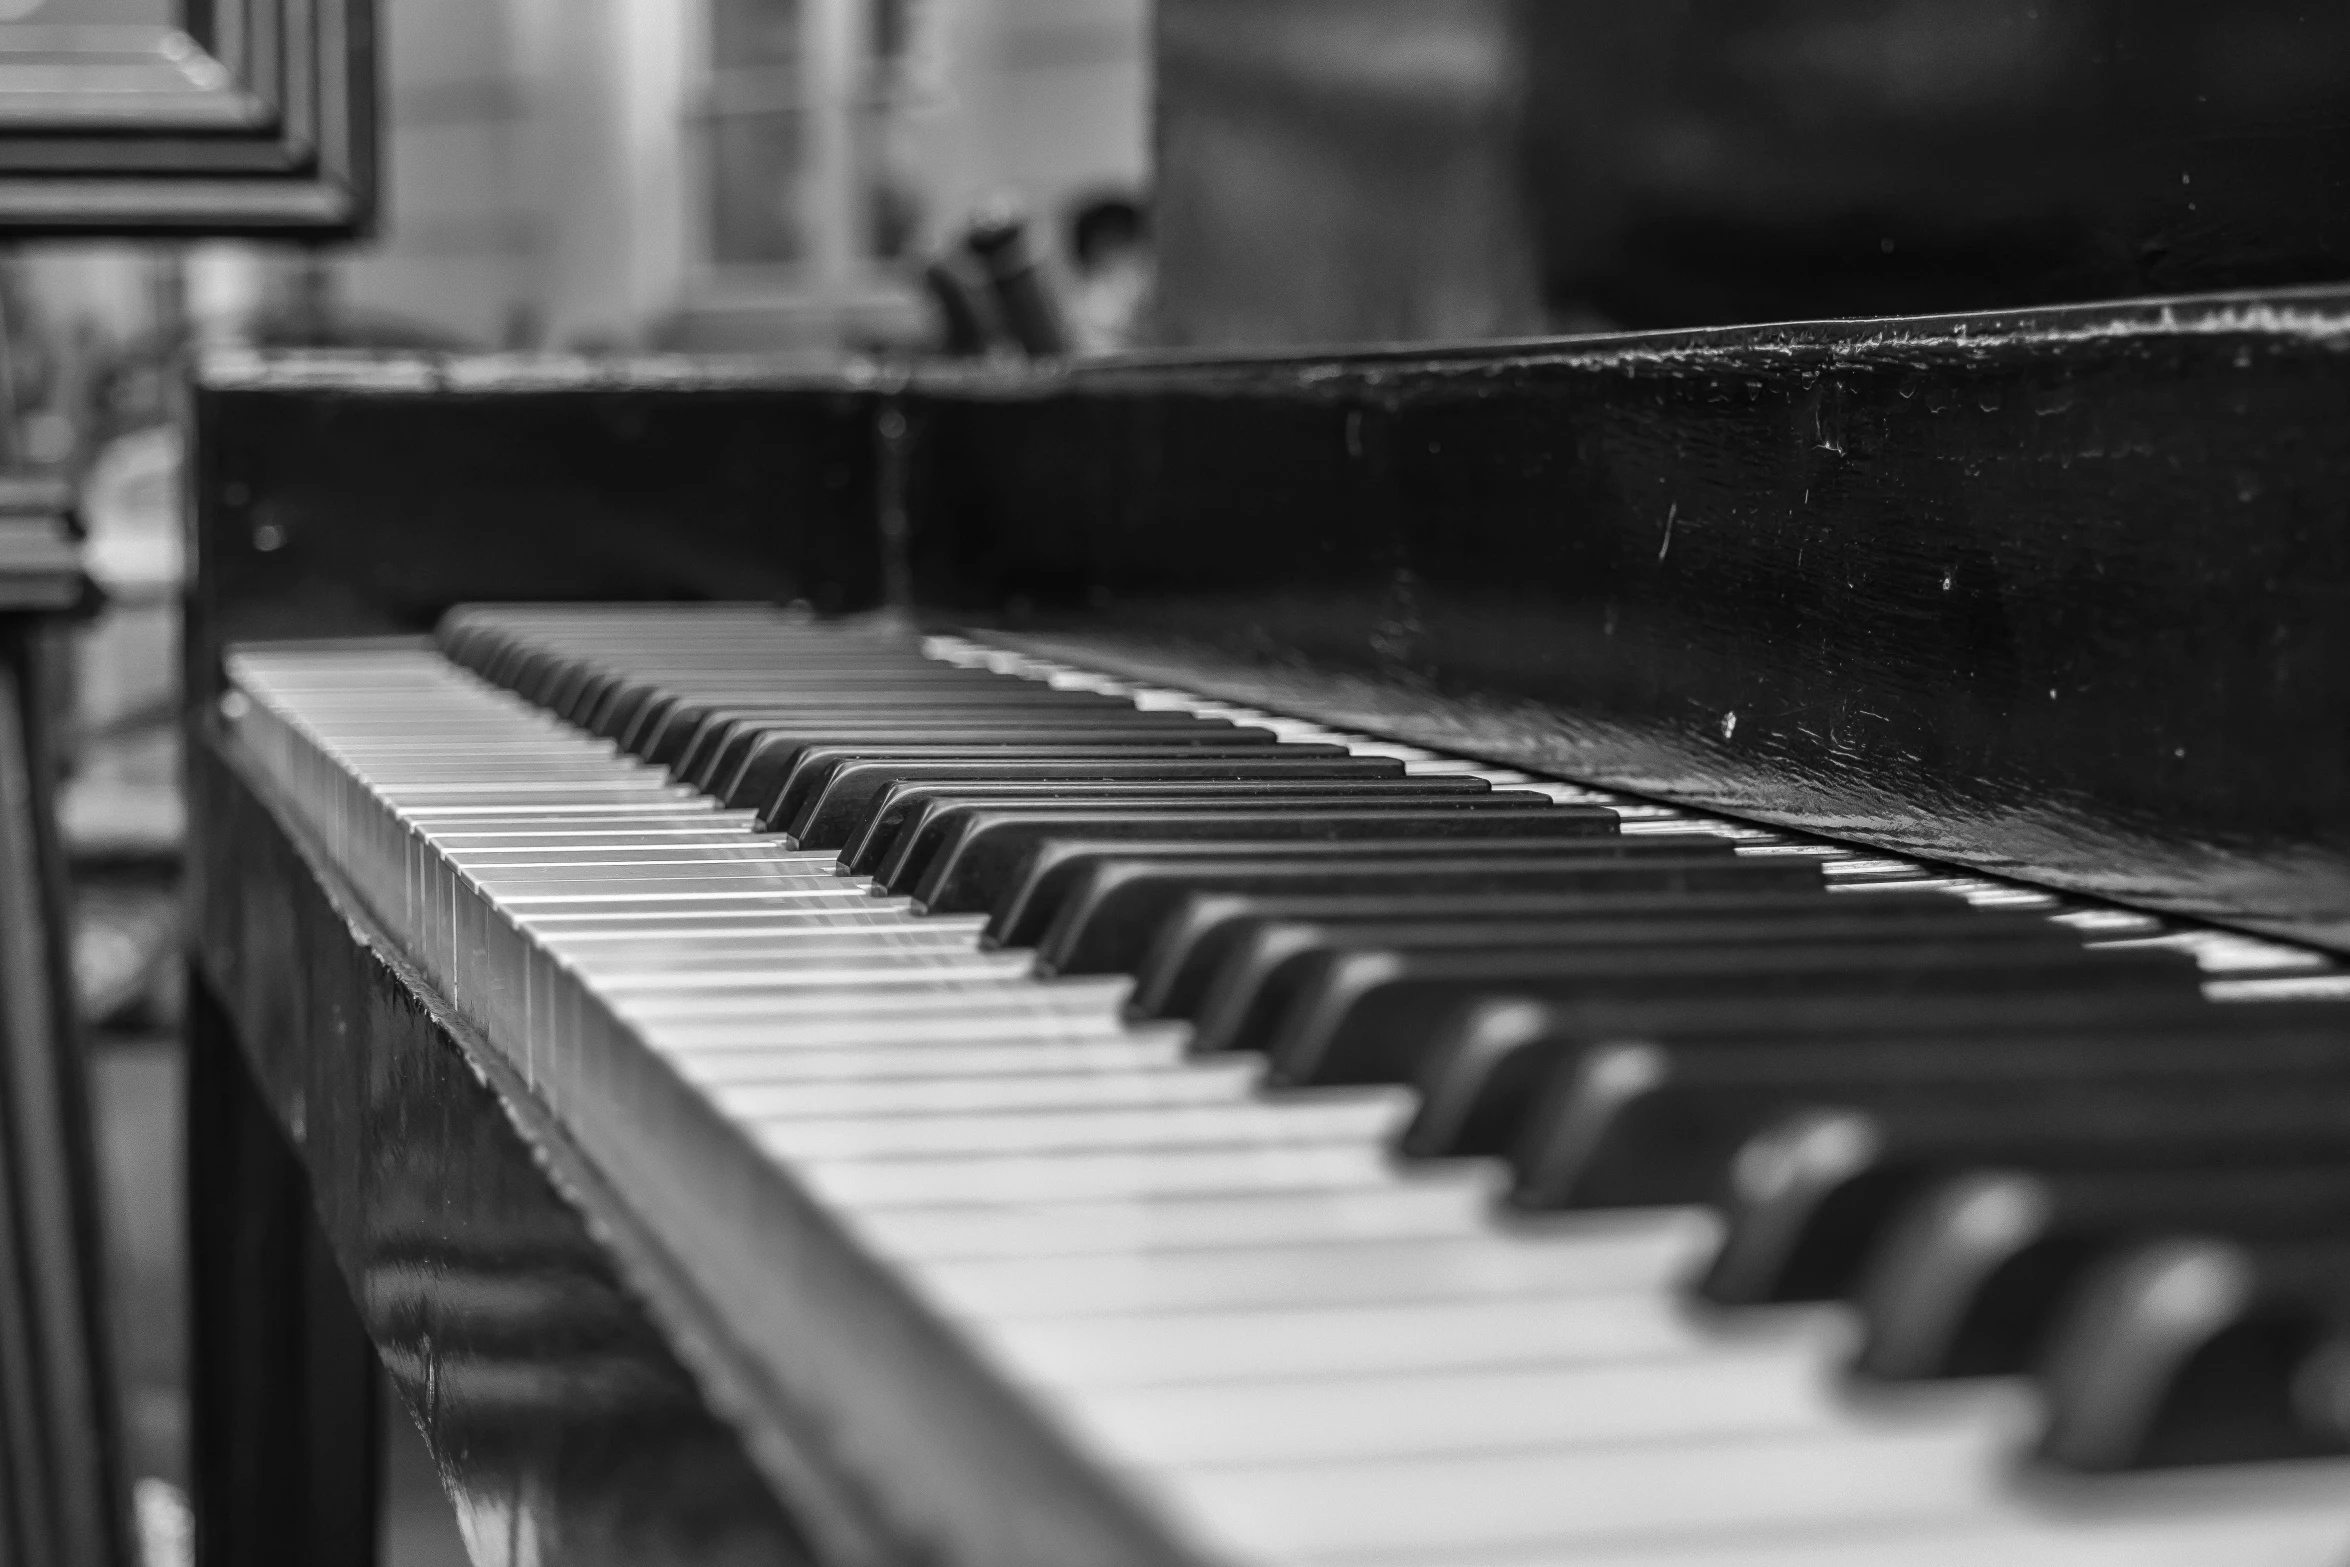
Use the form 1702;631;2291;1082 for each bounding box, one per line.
224;603;2350;1566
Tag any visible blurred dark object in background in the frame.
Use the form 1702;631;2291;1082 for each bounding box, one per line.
963;199;1073;357
1065;191;1152;353
923;193;1153;359
922;255;1000;357
1154;0;2350;347
1155;0;1542;348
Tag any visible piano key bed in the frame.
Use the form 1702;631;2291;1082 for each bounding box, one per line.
221;602;2350;1567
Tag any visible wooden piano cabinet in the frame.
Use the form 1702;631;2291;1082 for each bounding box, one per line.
903;284;2350;955
185;972;380;1567
185;730;829;1566
184;357;888;705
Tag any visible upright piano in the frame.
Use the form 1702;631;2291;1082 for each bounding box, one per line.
188;285;2350;1565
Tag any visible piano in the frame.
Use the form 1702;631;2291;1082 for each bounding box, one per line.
187;284;2350;1566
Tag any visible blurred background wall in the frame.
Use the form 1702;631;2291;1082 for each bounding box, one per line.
167;0;1151;355
1152;0;2350;349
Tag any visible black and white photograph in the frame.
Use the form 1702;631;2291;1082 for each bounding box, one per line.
6;2;2350;1564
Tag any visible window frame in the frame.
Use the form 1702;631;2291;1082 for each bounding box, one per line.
0;0;375;237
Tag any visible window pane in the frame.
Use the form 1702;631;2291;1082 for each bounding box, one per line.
860;0;926;261
709;109;807;264
712;0;802;68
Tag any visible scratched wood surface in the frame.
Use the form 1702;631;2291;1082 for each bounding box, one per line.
905;286;2350;950
190;291;2350;950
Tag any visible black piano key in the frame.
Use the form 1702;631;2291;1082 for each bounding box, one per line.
762;744;1369;837
553;667;628;726
695;713;1258;794
690;704;1224;792
1705;1082;2350;1307
585;677;673;740
1855;1163;2350;1385
492;640;566;702
1259;940;2203;1088
1186;904;2077;1073
707;719;1280;803
2041;1236;2350;1471
837;777;1497;876
1114;872;1845;1013
1508;1009;2350;1212
904;803;1607;911
674;695;1210;771
653;691;1167;772
870;788;1579;894
625;675;1029;756
431;613;492;668
982;837;1763;950
762;754;1410;839
864;788;1551;888
1118;885;1983;1010
1399;985;2232;1169
1061;880;1853;988
527;650;599;715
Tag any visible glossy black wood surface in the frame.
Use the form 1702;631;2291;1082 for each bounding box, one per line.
187;355;886;702
0;0;376;236
187;973;381;1567
904;287;2350;952
187;726;822;1566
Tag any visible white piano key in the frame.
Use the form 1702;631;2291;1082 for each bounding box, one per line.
912;1218;1710;1320
973;1283;1728;1389
1367;1483;2350;1567
613;973;1132;1021
514;903;936;930
543;931;991;970
710;1060;1264;1120
1148;1414;2028;1562
757;1091;1414;1164
851;1167;1503;1262
1063;1349;1847;1468
596;951;1039;991
227;635;2350;1567
663;1033;1190;1087
800;1140;1402;1210
639;1005;1147;1051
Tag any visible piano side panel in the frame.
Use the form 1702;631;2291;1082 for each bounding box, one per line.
185;725;834;1566
904;287;2350;952
187;355;888;702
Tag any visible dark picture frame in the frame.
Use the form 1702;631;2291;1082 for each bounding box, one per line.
0;0;374;236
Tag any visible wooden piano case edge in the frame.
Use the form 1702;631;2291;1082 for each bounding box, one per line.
185;353;894;707
897;282;2350;957
187;720;835;1565
185;715;1213;1567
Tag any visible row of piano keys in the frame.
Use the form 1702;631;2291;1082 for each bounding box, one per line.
230;601;2350;1565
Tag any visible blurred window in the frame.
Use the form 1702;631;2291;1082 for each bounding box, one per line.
701;0;930;276
707;0;809;265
